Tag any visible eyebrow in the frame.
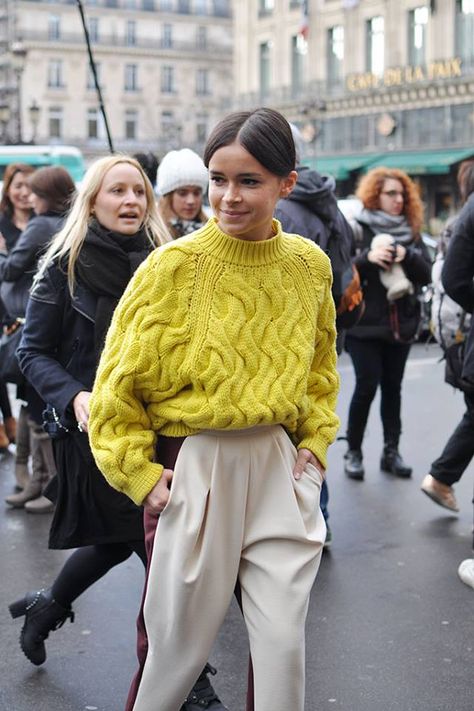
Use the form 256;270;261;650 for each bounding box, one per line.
209;171;262;178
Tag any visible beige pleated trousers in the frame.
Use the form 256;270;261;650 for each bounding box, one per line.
132;425;326;711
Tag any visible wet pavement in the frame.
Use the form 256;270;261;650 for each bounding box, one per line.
0;343;473;711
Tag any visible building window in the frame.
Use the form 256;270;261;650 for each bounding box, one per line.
125;109;138;139
196;26;207;49
48;106;63;139
124;0;138;7
195;0;207;15
87;62;101;90
178;0;190;12
47;59;64;88
366;16;384;76
196;112;208;143
196;68;209;95
142;0;155;10
162;23;173;48
291;34;306;96
124;64;138;91
327;25;344;85
48;15;60;41
259;41;271;97
126;20;137;46
88;17;99;43
455;0;474;65
160;0;172;9
213;0;230;16
161;65;175;93
259;0;274;17
161;109;174;136
408;7;428;67
87;107;105;140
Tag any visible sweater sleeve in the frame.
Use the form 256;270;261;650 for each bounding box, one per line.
295;257;340;468
89;250;168;505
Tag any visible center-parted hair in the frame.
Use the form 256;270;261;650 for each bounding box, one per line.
203;107;296;176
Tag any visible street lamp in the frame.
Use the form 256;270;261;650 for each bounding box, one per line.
0;103;11;142
28;100;41;144
10;40;28;144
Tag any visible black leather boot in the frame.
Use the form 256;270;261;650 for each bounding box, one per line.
9;589;74;665
380;445;412;478
344;449;364;480
182;663;229;710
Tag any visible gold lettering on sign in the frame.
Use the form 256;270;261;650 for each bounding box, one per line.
346;58;463;92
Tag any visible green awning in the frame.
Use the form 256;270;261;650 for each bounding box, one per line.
361;148;474;175
303;148;474;180
302;153;381;180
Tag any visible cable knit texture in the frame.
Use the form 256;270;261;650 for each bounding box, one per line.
89;218;340;505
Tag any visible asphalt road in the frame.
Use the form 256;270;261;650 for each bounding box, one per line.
0;343;473;711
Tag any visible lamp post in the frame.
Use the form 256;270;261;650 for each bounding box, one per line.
0;103;11;142
28;100;41;144
10;40;28;144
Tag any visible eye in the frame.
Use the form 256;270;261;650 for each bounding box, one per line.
242;178;258;186
111;187;123;194
210;175;225;185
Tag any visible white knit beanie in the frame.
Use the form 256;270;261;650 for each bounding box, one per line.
157;148;208;196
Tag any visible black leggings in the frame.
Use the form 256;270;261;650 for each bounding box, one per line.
52;541;147;608
0;377;12;420
345;336;411;450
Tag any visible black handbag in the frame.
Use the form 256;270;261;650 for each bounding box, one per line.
444;313;474;395
0;319;25;385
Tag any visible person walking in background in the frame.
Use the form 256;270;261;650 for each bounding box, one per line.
344;167;431;480
0;163;35;456
157;147;209;239
429;159;474;590
89;107;339;711
2;166;76;513
275;123;357;549
8;156;168;667
421;161;474;516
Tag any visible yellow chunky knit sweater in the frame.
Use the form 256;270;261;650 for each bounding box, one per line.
89;218;340;505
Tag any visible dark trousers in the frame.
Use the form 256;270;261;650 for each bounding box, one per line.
125;435;255;711
345;336;411;450
430;392;474;486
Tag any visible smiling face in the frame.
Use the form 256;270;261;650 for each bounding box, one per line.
171;186;203;221
8;171;32;213
208;141;297;242
92;163;147;234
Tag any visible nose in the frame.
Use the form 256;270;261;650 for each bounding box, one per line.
124;189;138;203
223;182;241;203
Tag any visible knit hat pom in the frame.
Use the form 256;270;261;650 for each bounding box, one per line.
157;148;209;196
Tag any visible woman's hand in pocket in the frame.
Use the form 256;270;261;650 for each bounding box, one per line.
144;468;174;513
293;448;326;481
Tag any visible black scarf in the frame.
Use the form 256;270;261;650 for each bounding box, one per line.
75;219;152;355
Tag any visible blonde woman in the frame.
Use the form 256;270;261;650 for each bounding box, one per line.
8;156;168;667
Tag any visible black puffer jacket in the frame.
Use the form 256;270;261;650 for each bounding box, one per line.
274;166;353;251
351;221;432;343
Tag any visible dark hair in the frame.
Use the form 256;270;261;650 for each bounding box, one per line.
457;159;474;203
203;107;296;176
133;152;159;187
0;162;35;217
28;166;76;215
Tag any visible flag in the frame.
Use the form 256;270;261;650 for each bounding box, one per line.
299;0;309;40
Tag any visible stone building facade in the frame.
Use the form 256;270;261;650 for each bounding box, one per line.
0;0;233;161
231;0;474;225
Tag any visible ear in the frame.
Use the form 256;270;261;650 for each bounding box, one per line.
279;170;298;199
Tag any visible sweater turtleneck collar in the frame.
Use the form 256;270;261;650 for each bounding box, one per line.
197;217;289;266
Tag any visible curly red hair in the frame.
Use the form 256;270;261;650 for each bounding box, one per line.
355;167;424;235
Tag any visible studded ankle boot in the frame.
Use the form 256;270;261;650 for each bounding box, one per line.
181;663;229;710
9;589;74;665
